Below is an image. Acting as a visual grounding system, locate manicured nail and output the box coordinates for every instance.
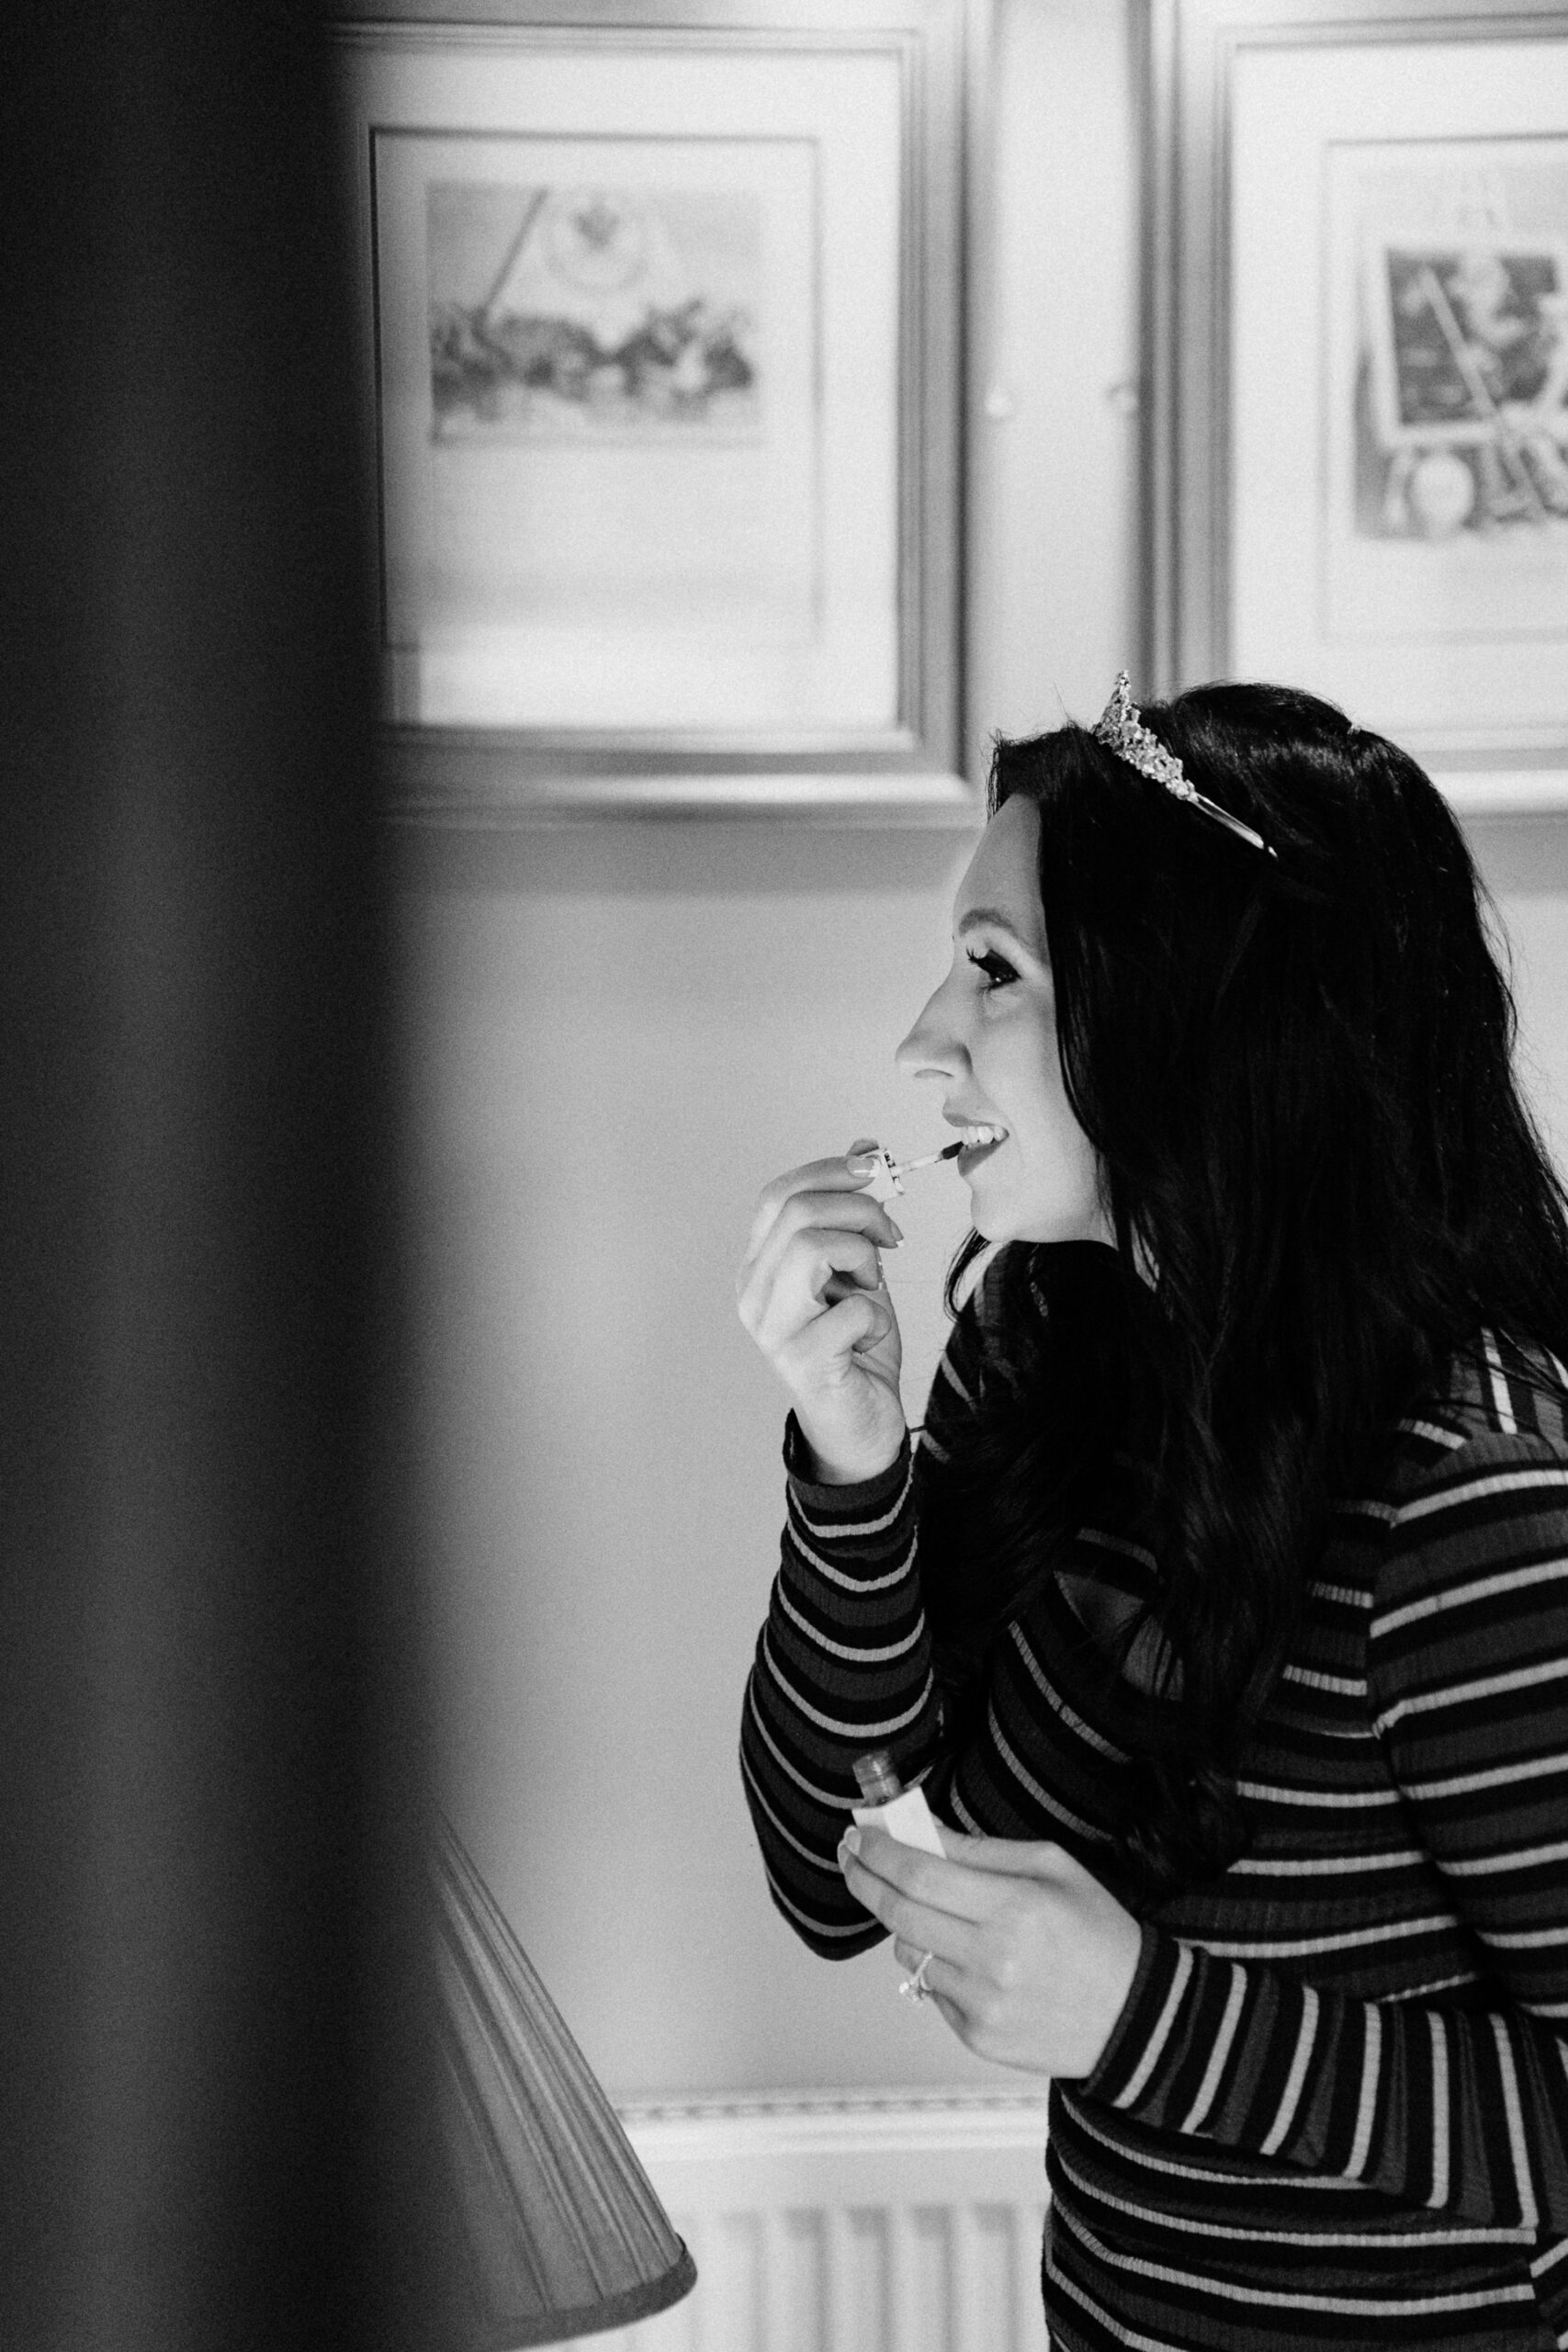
[847,1148,880,1174]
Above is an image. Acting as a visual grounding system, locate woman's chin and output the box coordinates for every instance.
[968,1201,1120,1250]
[965,1182,1033,1247]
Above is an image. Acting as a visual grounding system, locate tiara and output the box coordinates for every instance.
[1091,673,1274,857]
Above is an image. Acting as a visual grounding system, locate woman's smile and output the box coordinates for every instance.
[954,1128,1009,1178]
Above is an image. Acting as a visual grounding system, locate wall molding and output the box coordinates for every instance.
[618,2086,1054,2162]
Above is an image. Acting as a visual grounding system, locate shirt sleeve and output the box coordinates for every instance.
[738,1270,999,1957]
[1082,1427,1568,2232]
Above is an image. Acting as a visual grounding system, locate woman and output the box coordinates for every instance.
[735,676,1568,2350]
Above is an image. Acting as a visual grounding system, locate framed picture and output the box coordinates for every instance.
[331,0,982,820]
[1147,0,1568,811]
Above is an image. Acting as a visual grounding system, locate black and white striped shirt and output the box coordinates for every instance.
[740,1260,1568,2349]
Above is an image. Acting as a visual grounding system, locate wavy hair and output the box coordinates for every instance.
[918,681,1568,1900]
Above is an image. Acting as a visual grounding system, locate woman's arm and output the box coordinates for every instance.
[740,1421,932,1955]
[739,1265,999,1956]
[1081,1426,1568,2230]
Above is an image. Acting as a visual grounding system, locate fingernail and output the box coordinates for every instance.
[847,1149,880,1175]
[840,1826,862,1857]
[886,1221,905,1245]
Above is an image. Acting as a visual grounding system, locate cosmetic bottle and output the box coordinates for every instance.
[852,1749,945,1856]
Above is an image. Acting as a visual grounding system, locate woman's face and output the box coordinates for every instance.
[895,793,1111,1248]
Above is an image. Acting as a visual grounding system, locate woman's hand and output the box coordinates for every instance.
[736,1140,907,1485]
[838,1822,1143,2080]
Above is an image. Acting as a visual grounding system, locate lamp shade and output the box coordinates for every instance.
[434,1816,697,2347]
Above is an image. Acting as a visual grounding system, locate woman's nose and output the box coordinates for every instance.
[894,978,962,1081]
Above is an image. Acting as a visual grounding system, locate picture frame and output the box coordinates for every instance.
[1146,0,1568,812]
[331,0,984,822]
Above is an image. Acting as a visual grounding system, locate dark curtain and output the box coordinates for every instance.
[0,4,446,2346]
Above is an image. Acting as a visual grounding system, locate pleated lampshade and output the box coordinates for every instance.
[433,1815,697,2346]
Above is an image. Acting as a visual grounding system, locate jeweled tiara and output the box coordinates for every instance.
[1092,673,1274,857]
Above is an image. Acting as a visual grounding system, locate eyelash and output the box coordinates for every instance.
[967,947,1018,992]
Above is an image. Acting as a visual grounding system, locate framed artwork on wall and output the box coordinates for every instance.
[1147,0,1568,811]
[331,0,983,820]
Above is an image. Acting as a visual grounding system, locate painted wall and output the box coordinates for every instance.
[396,0,1568,2104]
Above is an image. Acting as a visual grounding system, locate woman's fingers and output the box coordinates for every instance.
[842,1852,978,1971]
[741,1182,903,1306]
[739,1204,892,1345]
[737,1147,909,1483]
[839,1825,1040,1924]
[849,1825,1142,2076]
[894,1936,959,1997]
[776,1291,896,1387]
[743,1151,882,1262]
[737,1147,904,1362]
[741,1145,903,1288]
[745,1226,887,1353]
[919,1832,1082,1883]
[894,1939,963,2018]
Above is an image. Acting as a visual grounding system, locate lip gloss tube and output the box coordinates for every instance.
[862,1142,964,1204]
[852,1748,945,1855]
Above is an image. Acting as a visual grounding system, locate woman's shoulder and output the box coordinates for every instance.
[1394,1328,1568,1468]
[1361,1329,1568,1661]
[1365,1327,1568,1549]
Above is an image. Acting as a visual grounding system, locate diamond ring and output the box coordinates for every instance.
[898,1951,934,2004]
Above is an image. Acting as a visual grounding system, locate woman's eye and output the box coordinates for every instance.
[966,947,1018,992]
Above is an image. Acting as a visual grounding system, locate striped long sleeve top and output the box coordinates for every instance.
[739,1254,1568,2351]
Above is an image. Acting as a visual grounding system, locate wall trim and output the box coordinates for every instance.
[617,2087,1054,2162]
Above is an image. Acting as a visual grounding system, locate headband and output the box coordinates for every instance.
[1092,673,1274,857]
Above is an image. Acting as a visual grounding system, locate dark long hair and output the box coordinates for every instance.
[919,681,1568,1899]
